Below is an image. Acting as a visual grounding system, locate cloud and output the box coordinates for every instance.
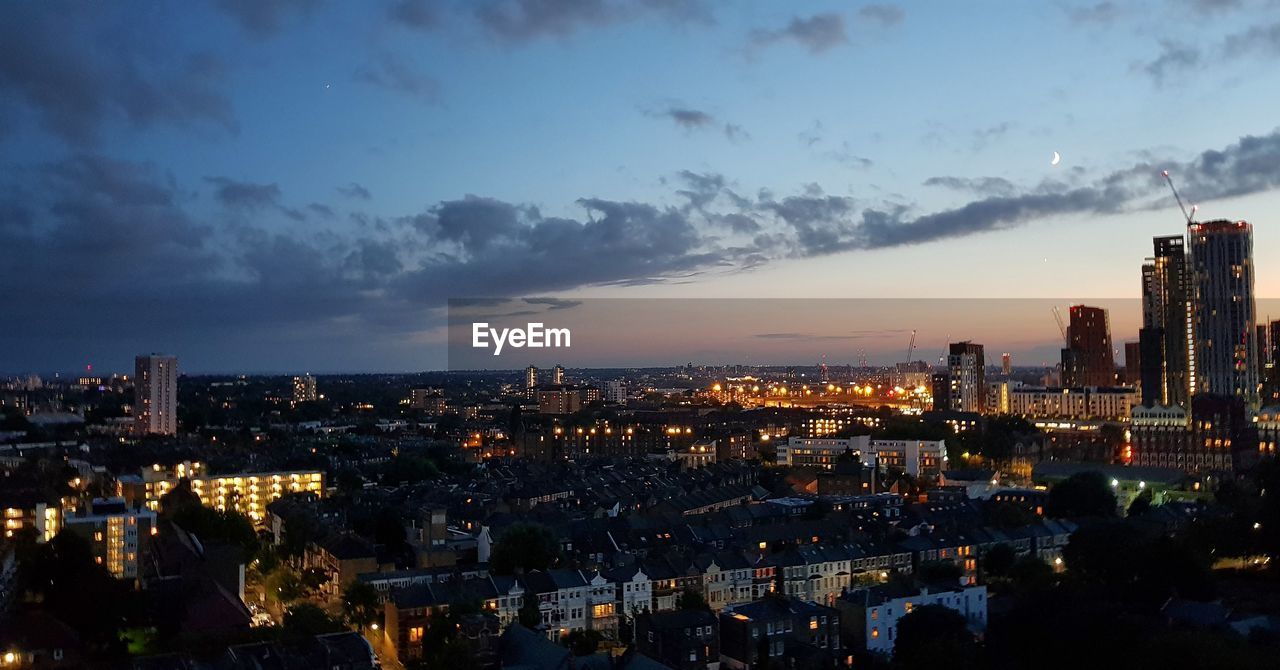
[924,176,1018,197]
[1063,1,1121,23]
[646,106,747,141]
[9,129,1280,371]
[356,55,440,103]
[0,4,236,145]
[205,177,284,209]
[523,297,583,310]
[659,107,715,129]
[388,0,440,30]
[473,0,711,42]
[213,0,321,38]
[750,13,848,54]
[338,182,373,200]
[857,4,904,26]
[1140,39,1201,84]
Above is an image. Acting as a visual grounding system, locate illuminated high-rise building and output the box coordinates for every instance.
[1190,220,1258,404]
[947,342,985,413]
[1001,353,1012,376]
[292,374,317,404]
[525,365,539,398]
[1061,305,1115,387]
[134,354,178,436]
[1140,235,1194,407]
[552,364,565,385]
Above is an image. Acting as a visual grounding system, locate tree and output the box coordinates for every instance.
[518,597,542,628]
[373,507,407,550]
[675,587,711,611]
[564,629,604,656]
[893,604,979,670]
[1047,471,1117,518]
[1007,555,1055,594]
[283,603,345,640]
[982,543,1016,579]
[1127,488,1153,517]
[342,580,382,628]
[490,523,562,575]
[916,560,963,584]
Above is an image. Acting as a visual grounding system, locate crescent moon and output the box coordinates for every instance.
[1051,151,1061,166]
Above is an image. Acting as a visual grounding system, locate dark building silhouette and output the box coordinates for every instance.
[1061,305,1115,387]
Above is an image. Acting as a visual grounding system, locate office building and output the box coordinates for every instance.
[1190,220,1258,403]
[947,342,985,413]
[1061,305,1115,387]
[134,354,178,436]
[292,374,317,404]
[551,364,565,385]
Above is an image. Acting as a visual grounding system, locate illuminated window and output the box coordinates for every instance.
[409,627,424,642]
[871,627,879,638]
[809,617,818,630]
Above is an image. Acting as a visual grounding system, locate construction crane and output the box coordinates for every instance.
[1161,169,1198,227]
[902,330,917,366]
[1052,306,1069,347]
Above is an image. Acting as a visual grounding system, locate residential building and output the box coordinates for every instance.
[636,609,719,670]
[778,436,870,470]
[292,374,317,404]
[118,462,324,524]
[1061,305,1115,387]
[947,342,985,413]
[838,583,987,657]
[134,353,178,435]
[1190,220,1258,404]
[719,598,842,670]
[62,497,155,583]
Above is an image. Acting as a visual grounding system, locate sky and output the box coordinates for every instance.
[5,0,1280,374]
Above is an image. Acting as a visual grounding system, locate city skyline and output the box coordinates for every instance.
[7,2,1280,373]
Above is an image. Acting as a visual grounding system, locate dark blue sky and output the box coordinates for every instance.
[4,0,1280,374]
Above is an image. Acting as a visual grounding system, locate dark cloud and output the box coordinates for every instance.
[857,4,904,26]
[213,0,322,38]
[0,4,235,145]
[10,129,1280,371]
[388,0,441,30]
[654,107,715,129]
[356,55,440,103]
[338,182,373,200]
[205,177,283,210]
[750,13,848,54]
[924,176,1018,197]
